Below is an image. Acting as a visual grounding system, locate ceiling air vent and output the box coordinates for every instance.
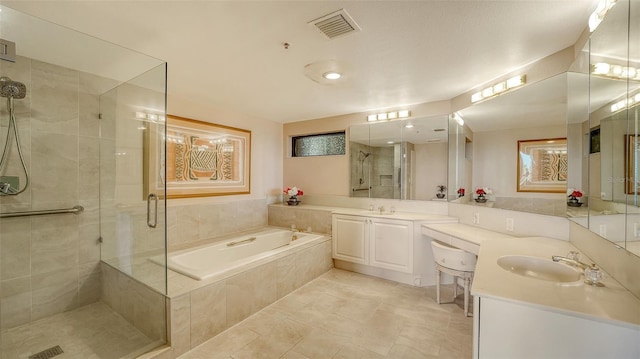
[309,9,361,39]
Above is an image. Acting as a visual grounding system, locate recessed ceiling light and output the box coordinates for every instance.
[323,72,342,80]
[404,124,414,128]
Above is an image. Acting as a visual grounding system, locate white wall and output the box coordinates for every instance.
[472,125,567,199]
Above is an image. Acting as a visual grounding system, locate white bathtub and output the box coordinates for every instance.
[161,228,325,281]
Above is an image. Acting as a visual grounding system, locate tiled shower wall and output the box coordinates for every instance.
[0,57,114,329]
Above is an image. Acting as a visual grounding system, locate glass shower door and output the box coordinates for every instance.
[98,63,168,351]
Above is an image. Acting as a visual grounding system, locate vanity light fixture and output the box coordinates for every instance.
[592,62,640,81]
[471,75,526,103]
[322,71,342,80]
[135,111,165,122]
[366,110,411,122]
[589,0,617,32]
[610,93,640,113]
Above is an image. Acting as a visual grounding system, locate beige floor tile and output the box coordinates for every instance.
[178,268,473,359]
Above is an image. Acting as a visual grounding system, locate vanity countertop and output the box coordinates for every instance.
[331,208,459,222]
[473,236,640,329]
[270,203,458,223]
[421,223,516,246]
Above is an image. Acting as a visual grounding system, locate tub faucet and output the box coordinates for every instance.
[291,225,300,241]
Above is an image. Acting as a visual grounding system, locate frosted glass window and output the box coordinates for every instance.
[292,131,346,157]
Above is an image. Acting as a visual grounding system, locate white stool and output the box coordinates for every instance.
[431,240,477,317]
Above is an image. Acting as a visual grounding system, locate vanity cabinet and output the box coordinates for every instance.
[475,296,640,358]
[332,215,369,265]
[332,214,413,273]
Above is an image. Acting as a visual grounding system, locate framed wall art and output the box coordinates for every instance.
[517,138,567,193]
[145,115,251,198]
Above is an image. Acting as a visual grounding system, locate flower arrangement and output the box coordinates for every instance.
[567,189,582,201]
[284,186,303,197]
[475,187,492,203]
[567,188,583,207]
[457,188,465,197]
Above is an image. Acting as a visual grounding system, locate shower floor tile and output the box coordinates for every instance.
[1,301,160,359]
[179,268,473,358]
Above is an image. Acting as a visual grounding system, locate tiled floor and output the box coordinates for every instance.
[0,302,159,359]
[179,269,473,358]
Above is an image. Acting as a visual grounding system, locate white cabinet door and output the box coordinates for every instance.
[370,218,413,273]
[332,215,369,264]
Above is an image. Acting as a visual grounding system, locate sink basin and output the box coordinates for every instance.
[497,255,582,283]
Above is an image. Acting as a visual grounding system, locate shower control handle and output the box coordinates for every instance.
[147,193,158,228]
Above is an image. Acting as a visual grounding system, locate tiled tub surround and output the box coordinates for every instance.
[163,227,332,358]
[168,198,269,250]
[0,56,114,331]
[268,203,332,234]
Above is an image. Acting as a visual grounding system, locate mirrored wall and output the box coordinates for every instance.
[349,115,449,201]
[450,73,570,217]
[587,0,640,256]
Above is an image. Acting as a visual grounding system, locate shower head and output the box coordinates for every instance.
[358,151,371,161]
[0,77,26,99]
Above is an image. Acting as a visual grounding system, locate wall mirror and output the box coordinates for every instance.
[451,73,570,217]
[587,0,640,257]
[349,115,448,200]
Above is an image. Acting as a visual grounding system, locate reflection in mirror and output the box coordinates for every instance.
[587,0,640,256]
[452,73,569,217]
[448,114,471,201]
[349,115,448,200]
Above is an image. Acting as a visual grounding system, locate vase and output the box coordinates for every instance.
[475,195,487,203]
[287,196,300,206]
[567,198,582,207]
[436,193,445,199]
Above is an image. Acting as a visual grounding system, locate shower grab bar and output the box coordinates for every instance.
[0,205,84,219]
[227,237,256,247]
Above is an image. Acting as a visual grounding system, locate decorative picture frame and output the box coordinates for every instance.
[624,134,639,194]
[517,138,567,193]
[144,115,251,199]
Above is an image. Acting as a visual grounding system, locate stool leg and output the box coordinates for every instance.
[464,277,470,317]
[436,268,441,304]
[453,276,458,299]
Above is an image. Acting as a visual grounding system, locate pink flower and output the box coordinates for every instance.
[284,187,303,196]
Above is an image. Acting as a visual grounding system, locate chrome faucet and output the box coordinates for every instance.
[552,252,605,287]
[378,206,385,214]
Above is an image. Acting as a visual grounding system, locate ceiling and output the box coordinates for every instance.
[2,1,598,124]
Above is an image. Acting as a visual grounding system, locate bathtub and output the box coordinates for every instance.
[160,228,325,281]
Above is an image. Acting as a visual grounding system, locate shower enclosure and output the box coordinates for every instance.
[0,5,167,358]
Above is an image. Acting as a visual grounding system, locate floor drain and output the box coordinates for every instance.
[28,345,64,359]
